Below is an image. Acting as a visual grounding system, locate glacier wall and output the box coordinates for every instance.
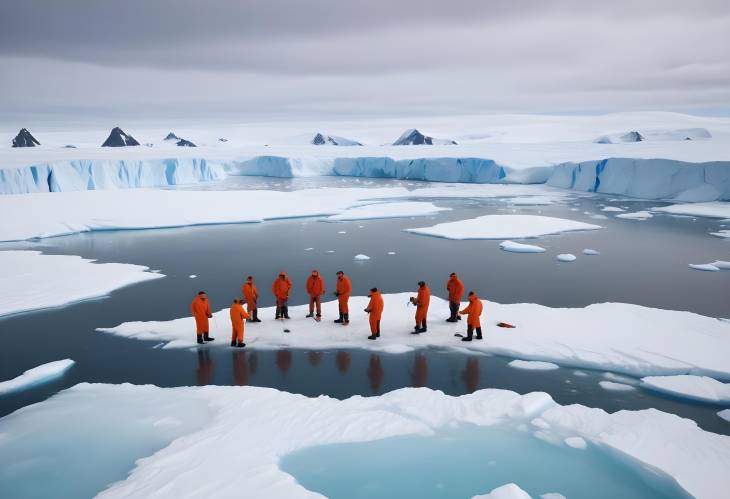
[0,158,223,195]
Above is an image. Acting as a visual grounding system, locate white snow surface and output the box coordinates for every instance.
[473,483,533,499]
[500,241,546,253]
[508,360,560,371]
[0,184,565,242]
[405,215,601,240]
[6,382,729,499]
[98,293,730,378]
[641,375,730,403]
[326,201,449,221]
[0,359,75,396]
[0,250,164,316]
[653,202,730,219]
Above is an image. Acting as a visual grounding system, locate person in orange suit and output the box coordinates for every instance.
[272,272,292,320]
[190,291,214,344]
[459,291,484,341]
[229,298,250,348]
[333,270,352,325]
[410,281,430,334]
[305,270,326,321]
[446,272,465,322]
[365,287,384,340]
[242,276,261,323]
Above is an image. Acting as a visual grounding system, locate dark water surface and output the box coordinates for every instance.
[1,177,728,433]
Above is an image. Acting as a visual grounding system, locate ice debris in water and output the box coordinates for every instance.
[557,254,576,262]
[354,254,370,261]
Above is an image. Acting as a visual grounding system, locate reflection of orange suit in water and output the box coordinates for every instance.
[462,358,480,393]
[276,350,293,375]
[196,349,214,385]
[412,353,428,387]
[308,351,323,367]
[232,350,249,386]
[336,351,351,374]
[367,355,384,392]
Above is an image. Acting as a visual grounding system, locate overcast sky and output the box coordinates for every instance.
[1,0,729,123]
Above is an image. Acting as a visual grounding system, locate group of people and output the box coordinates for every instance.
[189,271,483,348]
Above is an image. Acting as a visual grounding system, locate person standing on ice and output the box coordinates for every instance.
[190,291,214,344]
[333,270,352,325]
[242,276,261,323]
[446,272,464,322]
[305,270,326,321]
[229,298,250,348]
[364,287,384,340]
[459,292,483,342]
[410,281,430,334]
[272,272,292,320]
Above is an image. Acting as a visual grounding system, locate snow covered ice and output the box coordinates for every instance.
[326,201,449,221]
[0,359,75,396]
[641,375,730,403]
[556,254,576,262]
[508,360,560,371]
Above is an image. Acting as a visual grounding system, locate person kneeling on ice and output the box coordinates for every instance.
[229,298,250,348]
[333,270,352,325]
[305,270,325,321]
[272,271,292,320]
[446,272,464,322]
[410,281,430,334]
[190,291,214,344]
[459,291,483,342]
[365,287,384,340]
[242,276,261,323]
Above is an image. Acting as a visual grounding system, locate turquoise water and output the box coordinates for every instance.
[281,425,689,499]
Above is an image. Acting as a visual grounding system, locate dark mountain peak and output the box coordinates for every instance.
[312,133,326,145]
[164,132,180,141]
[102,127,140,147]
[176,138,197,147]
[12,128,40,148]
[621,131,645,142]
[393,129,431,145]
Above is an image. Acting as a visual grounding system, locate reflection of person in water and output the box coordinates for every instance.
[367,355,384,393]
[248,351,258,375]
[336,351,351,375]
[276,350,293,375]
[196,349,214,386]
[411,353,428,388]
[308,351,323,367]
[462,357,480,393]
[232,350,249,386]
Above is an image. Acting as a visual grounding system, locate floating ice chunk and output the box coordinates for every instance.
[0,359,75,395]
[603,372,640,385]
[599,381,636,392]
[326,250,335,253]
[0,250,164,317]
[601,206,624,212]
[556,254,576,262]
[653,202,730,219]
[583,249,600,255]
[564,436,587,449]
[354,254,370,261]
[326,201,449,221]
[719,409,730,422]
[710,230,730,238]
[711,260,730,270]
[500,241,546,253]
[689,264,720,272]
[540,494,567,499]
[573,370,588,377]
[387,251,396,255]
[616,211,653,220]
[405,215,601,240]
[641,375,730,403]
[188,275,197,278]
[509,360,559,371]
[304,247,314,251]
[473,483,533,499]
[337,231,347,234]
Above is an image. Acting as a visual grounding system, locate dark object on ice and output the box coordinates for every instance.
[12,128,40,147]
[176,138,197,147]
[218,138,228,142]
[197,336,204,344]
[311,132,363,146]
[203,332,215,342]
[164,132,180,141]
[497,322,516,328]
[102,127,140,147]
[620,131,644,142]
[684,137,692,141]
[312,133,327,145]
[393,129,457,146]
[64,145,77,148]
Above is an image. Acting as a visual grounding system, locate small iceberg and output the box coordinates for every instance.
[354,254,370,261]
[583,249,600,255]
[0,359,75,395]
[500,241,546,253]
[557,254,576,262]
[599,381,636,392]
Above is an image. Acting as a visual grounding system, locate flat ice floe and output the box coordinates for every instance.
[404,215,601,240]
[719,409,730,422]
[98,293,730,378]
[601,206,624,212]
[325,201,449,221]
[0,184,566,242]
[0,359,75,395]
[599,381,636,392]
[508,360,560,371]
[0,250,164,317]
[582,249,600,255]
[688,261,729,272]
[473,483,532,498]
[615,211,653,220]
[500,241,546,253]
[641,375,730,403]
[2,383,727,499]
[653,202,730,219]
[556,254,576,262]
[710,229,730,238]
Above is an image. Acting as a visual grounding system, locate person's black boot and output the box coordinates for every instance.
[446,318,457,322]
[368,335,377,340]
[411,327,421,335]
[421,320,427,333]
[236,341,246,348]
[283,306,290,319]
[204,332,215,342]
[475,327,483,340]
[461,335,473,342]
[343,313,349,325]
[305,312,314,318]
[197,335,204,344]
[231,340,237,347]
[334,314,343,324]
[275,306,281,320]
[253,309,261,322]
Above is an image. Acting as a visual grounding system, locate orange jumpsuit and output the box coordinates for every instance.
[460,295,484,328]
[242,282,258,313]
[272,274,292,306]
[229,302,250,342]
[190,296,211,334]
[306,274,326,316]
[366,291,384,334]
[336,275,352,314]
[414,285,430,327]
[447,276,465,320]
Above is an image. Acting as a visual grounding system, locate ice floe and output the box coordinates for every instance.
[653,202,730,219]
[0,250,164,317]
[599,381,636,392]
[582,249,600,255]
[719,409,730,422]
[615,211,653,220]
[689,263,720,272]
[641,375,730,403]
[508,360,560,371]
[0,359,75,396]
[353,254,370,261]
[98,293,730,378]
[556,254,576,262]
[405,215,601,240]
[2,383,728,499]
[500,241,546,253]
[474,483,533,499]
[326,201,449,221]
[710,230,730,238]
[601,206,624,212]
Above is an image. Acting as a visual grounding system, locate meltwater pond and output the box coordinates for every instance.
[281,425,689,499]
